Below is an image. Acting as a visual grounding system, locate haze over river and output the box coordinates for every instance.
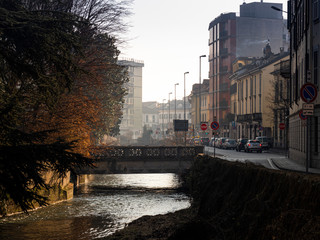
[0,173,191,240]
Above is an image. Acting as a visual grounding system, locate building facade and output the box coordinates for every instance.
[208,1,289,136]
[142,101,160,140]
[118,58,144,144]
[287,0,320,168]
[230,46,289,141]
[189,80,210,136]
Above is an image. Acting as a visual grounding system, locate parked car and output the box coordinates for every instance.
[255,136,273,150]
[222,139,237,149]
[193,138,200,145]
[236,138,248,152]
[216,138,226,148]
[245,140,262,153]
[209,137,215,147]
[200,137,210,146]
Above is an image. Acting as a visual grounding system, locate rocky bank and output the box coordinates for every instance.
[105,155,320,240]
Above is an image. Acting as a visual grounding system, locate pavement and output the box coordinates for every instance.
[269,149,320,174]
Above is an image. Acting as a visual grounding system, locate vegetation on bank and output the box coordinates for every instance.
[0,0,132,215]
[107,155,320,240]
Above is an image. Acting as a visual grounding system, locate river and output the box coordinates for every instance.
[0,173,191,240]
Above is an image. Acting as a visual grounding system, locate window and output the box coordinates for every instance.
[259,96,261,112]
[259,74,262,94]
[314,0,319,21]
[152,115,155,122]
[315,117,319,153]
[314,50,319,85]
[146,115,149,123]
[246,79,248,98]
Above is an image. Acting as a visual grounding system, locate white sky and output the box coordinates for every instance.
[120,0,288,103]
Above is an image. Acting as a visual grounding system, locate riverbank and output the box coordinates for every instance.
[106,155,320,240]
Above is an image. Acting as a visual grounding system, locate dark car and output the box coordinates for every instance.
[245,140,262,153]
[236,138,248,152]
[255,136,273,150]
[222,139,237,150]
[200,137,210,146]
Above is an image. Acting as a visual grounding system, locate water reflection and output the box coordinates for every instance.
[0,173,190,240]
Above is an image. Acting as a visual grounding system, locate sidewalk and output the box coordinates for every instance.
[271,156,320,174]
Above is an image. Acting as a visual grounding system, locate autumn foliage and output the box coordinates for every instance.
[0,0,131,214]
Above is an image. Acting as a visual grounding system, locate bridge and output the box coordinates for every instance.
[78,146,204,174]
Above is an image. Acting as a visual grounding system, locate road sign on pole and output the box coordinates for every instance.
[210,121,219,130]
[200,123,207,131]
[279,123,285,130]
[300,83,318,103]
[299,110,307,120]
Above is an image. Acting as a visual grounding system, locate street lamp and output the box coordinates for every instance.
[174,83,179,119]
[199,55,206,129]
[162,99,166,139]
[168,92,172,126]
[271,6,287,13]
[184,72,189,120]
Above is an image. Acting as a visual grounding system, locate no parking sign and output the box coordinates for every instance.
[210,121,219,130]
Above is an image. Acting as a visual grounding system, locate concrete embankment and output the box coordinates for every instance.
[107,155,320,240]
[2,172,89,216]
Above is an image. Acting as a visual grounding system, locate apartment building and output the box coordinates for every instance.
[287,0,320,168]
[208,1,289,136]
[118,58,144,144]
[230,45,289,141]
[189,80,210,136]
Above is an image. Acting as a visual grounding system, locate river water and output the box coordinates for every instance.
[0,173,191,240]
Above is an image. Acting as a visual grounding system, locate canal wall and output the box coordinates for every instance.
[106,155,320,240]
[2,171,75,216]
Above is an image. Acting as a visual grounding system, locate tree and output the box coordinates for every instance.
[0,0,132,214]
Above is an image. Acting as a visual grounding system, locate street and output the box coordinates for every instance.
[204,146,287,170]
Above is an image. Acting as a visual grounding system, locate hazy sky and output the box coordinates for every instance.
[120,0,288,103]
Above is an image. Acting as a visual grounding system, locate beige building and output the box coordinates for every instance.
[118,58,144,144]
[230,45,289,141]
[189,80,210,136]
[287,0,320,168]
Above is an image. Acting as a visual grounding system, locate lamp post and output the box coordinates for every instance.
[162,99,166,139]
[174,83,179,119]
[184,72,189,120]
[168,92,172,128]
[199,55,206,130]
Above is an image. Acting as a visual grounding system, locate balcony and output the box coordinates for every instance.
[280,60,290,78]
[236,113,262,123]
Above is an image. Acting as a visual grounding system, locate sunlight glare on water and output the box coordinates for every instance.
[0,173,190,240]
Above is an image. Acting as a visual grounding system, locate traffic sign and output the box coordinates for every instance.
[299,110,307,120]
[200,123,207,131]
[279,123,285,130]
[303,109,314,115]
[300,83,318,103]
[210,121,219,130]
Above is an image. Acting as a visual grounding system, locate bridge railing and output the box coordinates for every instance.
[93,146,204,161]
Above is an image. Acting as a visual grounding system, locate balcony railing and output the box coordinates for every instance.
[236,113,262,122]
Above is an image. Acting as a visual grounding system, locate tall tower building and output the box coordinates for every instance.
[208,1,289,135]
[118,58,144,144]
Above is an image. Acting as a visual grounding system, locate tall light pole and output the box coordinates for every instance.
[199,55,206,129]
[168,92,172,126]
[174,83,179,119]
[162,99,166,139]
[184,72,189,120]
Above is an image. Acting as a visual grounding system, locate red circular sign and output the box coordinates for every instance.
[200,123,207,131]
[279,123,285,130]
[210,121,219,130]
[299,110,307,120]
